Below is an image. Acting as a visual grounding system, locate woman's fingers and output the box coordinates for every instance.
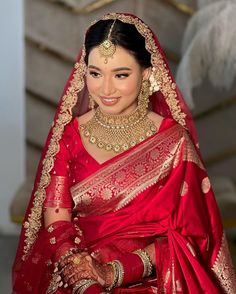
[62,259,92,278]
[67,271,98,286]
[62,264,99,283]
[60,252,106,287]
[60,251,88,268]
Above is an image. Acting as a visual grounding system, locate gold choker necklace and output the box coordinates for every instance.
[80,107,157,153]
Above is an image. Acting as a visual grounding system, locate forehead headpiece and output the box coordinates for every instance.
[98,19,116,63]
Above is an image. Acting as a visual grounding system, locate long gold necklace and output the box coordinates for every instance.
[80,107,157,153]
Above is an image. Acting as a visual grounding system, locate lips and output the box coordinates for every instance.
[99,96,120,106]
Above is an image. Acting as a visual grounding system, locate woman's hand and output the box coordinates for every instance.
[59,252,114,288]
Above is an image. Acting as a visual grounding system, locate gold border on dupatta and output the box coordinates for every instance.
[22,49,86,259]
[22,13,188,259]
[212,233,236,293]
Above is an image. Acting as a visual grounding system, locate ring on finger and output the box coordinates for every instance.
[73,256,81,265]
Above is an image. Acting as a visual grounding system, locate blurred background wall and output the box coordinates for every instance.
[0,0,24,235]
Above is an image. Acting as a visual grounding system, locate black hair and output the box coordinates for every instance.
[84,19,152,68]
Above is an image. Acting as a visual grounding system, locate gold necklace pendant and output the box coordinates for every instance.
[80,107,157,153]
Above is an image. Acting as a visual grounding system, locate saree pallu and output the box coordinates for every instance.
[70,121,236,293]
[13,119,236,293]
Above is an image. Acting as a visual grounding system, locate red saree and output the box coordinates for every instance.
[12,13,236,294]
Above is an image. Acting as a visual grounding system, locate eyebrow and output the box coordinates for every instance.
[88,65,132,72]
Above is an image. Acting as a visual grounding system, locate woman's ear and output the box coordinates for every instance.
[142,67,152,80]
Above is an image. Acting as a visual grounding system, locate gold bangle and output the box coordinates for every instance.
[72,279,96,294]
[106,261,119,291]
[114,260,124,287]
[133,249,153,277]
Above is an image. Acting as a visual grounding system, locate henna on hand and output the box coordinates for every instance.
[60,252,114,288]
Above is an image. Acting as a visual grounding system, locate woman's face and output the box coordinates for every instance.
[86,45,150,115]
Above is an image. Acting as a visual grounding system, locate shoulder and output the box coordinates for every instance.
[148,111,178,131]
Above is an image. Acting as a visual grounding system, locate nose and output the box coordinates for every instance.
[102,76,115,96]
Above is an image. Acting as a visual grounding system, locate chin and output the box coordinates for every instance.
[97,103,122,115]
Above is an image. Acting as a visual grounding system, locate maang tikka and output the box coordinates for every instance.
[99,19,116,63]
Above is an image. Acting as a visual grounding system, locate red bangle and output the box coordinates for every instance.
[83,283,103,294]
[118,252,144,285]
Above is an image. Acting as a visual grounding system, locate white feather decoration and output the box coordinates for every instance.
[197,0,233,10]
[176,1,236,108]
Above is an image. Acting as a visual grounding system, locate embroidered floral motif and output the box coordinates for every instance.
[49,237,56,245]
[201,177,211,194]
[212,233,236,293]
[150,149,159,160]
[134,162,146,176]
[101,186,113,200]
[47,225,54,233]
[74,237,81,245]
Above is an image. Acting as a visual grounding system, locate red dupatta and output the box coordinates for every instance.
[12,13,236,293]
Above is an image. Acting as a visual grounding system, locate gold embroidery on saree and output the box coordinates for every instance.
[44,175,71,208]
[212,233,236,293]
[173,131,204,169]
[71,125,182,215]
[46,272,60,294]
[71,125,205,216]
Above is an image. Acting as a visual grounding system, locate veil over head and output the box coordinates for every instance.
[14,11,198,271]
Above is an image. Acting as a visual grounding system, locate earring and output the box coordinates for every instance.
[138,80,150,111]
[88,95,95,109]
[149,67,160,95]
